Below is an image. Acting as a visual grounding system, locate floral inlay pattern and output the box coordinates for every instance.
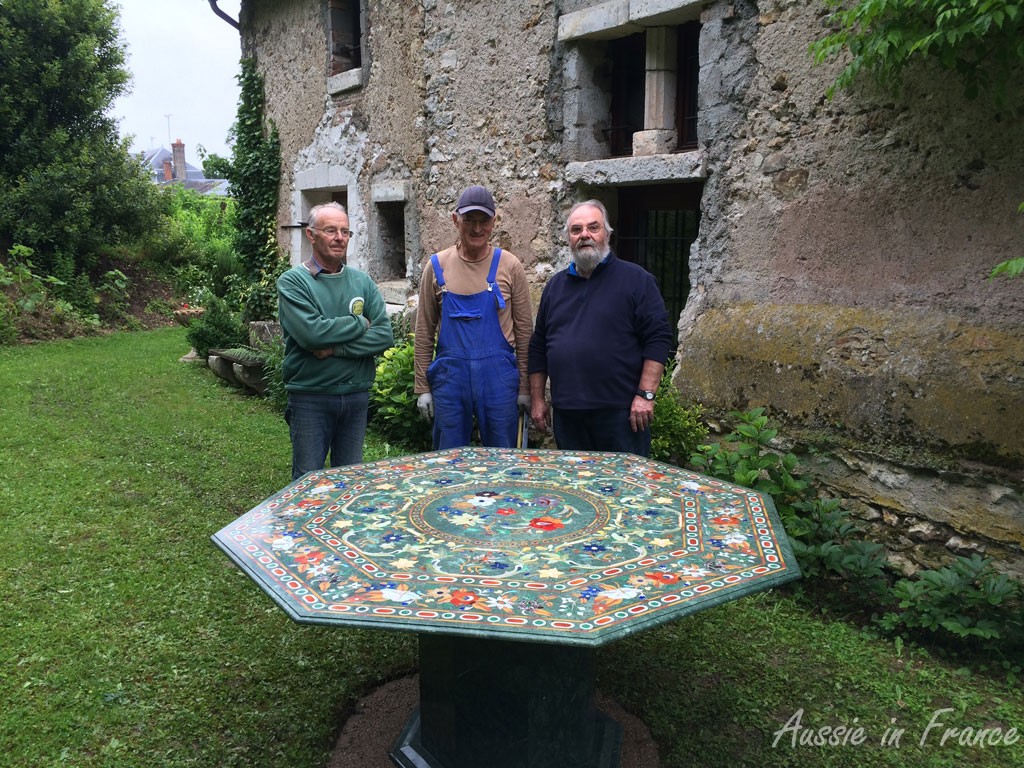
[213,447,800,646]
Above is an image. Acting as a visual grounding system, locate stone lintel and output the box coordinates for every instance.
[372,179,412,203]
[558,0,638,41]
[565,150,705,186]
[559,0,703,41]
[630,0,703,26]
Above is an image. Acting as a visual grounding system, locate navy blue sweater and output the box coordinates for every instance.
[528,254,672,409]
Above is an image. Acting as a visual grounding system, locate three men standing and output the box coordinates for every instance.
[528,200,672,457]
[278,193,670,471]
[414,186,534,449]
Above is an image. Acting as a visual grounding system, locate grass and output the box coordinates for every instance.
[2,327,1022,767]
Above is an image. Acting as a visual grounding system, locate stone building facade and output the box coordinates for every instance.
[232,0,1024,576]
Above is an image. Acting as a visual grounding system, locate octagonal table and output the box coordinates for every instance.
[212,447,800,768]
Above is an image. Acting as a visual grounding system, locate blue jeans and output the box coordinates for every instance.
[285,391,369,480]
[552,407,651,457]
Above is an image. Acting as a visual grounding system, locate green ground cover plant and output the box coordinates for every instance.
[692,409,1024,668]
[2,328,1022,768]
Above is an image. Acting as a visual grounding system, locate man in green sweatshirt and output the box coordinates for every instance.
[277,202,394,479]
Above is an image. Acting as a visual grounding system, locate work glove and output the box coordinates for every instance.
[517,394,531,412]
[417,392,434,420]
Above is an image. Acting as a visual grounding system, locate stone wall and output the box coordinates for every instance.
[239,0,1023,575]
[679,0,1023,574]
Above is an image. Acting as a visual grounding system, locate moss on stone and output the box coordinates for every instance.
[676,303,1023,472]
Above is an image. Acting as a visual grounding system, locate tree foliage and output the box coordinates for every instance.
[811,0,1024,103]
[196,144,234,181]
[0,0,160,294]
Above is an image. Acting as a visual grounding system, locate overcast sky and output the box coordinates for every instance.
[110,0,242,164]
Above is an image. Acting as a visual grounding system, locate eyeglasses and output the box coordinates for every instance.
[568,223,604,236]
[311,227,353,238]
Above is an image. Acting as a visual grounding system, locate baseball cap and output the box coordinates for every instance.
[455,185,496,217]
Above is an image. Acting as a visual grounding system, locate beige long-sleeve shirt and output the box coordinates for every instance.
[414,244,533,396]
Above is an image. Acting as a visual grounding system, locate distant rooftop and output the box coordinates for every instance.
[138,139,228,196]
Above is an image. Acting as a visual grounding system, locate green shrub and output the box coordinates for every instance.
[690,409,885,595]
[690,408,1024,661]
[1,245,56,313]
[53,271,98,317]
[370,333,432,452]
[0,246,101,341]
[690,407,811,522]
[787,497,888,594]
[185,293,248,358]
[650,361,707,465]
[876,554,1024,650]
[150,187,243,301]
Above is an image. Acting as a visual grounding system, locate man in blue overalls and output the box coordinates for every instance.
[414,186,534,449]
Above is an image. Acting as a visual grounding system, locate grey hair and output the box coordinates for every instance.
[307,201,348,229]
[564,199,613,238]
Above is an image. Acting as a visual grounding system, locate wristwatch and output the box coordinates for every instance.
[636,389,656,401]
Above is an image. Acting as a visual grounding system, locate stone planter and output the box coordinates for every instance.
[174,307,205,362]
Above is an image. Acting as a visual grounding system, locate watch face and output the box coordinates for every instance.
[640,391,654,400]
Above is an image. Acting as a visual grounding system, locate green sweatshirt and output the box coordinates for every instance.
[277,264,394,394]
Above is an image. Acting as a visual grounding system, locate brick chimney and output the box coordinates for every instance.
[162,158,173,182]
[172,139,186,181]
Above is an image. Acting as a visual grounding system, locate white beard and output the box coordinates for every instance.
[572,241,609,275]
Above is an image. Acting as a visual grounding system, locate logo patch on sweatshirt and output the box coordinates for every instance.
[349,297,365,316]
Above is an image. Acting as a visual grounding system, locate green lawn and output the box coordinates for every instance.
[2,328,1021,767]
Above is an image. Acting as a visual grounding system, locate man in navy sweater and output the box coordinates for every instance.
[528,200,672,456]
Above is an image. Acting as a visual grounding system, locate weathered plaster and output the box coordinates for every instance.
[239,0,1024,572]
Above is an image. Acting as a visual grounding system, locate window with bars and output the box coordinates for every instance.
[616,183,703,346]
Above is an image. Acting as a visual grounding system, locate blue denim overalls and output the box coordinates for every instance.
[426,249,520,449]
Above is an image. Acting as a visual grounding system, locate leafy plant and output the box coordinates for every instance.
[185,292,248,358]
[690,409,886,597]
[0,245,100,341]
[650,361,708,465]
[95,268,130,321]
[690,407,811,522]
[991,257,1024,279]
[989,201,1024,280]
[370,333,432,452]
[876,554,1024,649]
[811,0,1024,105]
[788,497,888,593]
[0,245,59,314]
[255,334,288,413]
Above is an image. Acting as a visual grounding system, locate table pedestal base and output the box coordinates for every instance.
[390,635,621,768]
